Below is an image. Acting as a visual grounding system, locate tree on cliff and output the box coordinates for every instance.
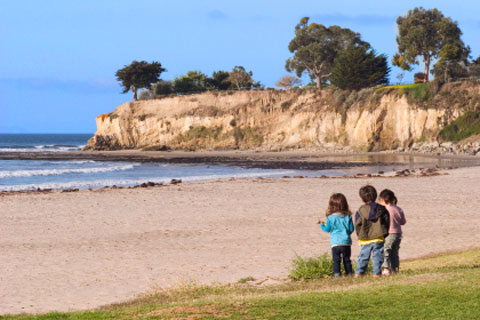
[276,75,302,89]
[330,46,390,90]
[207,70,232,90]
[393,7,468,83]
[173,70,208,93]
[285,17,369,88]
[116,61,165,101]
[228,66,260,89]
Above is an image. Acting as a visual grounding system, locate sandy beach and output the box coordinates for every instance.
[1,165,479,315]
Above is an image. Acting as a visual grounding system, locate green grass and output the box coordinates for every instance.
[3,249,480,319]
[379,83,437,104]
[237,277,255,284]
[185,126,223,141]
[439,107,480,141]
[289,254,373,280]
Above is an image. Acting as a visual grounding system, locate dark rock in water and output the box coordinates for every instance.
[170,179,182,185]
[378,171,384,175]
[84,134,122,151]
[140,181,158,188]
[62,188,79,193]
[282,176,291,178]
[293,176,304,179]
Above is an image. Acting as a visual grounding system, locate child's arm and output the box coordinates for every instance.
[398,207,407,225]
[320,217,331,232]
[354,211,362,235]
[347,216,355,234]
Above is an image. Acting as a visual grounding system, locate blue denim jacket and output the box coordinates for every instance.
[321,213,354,246]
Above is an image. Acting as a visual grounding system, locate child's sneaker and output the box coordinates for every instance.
[382,268,391,277]
[372,274,380,278]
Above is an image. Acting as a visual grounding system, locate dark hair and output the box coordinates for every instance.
[379,189,398,205]
[359,185,377,203]
[327,193,352,216]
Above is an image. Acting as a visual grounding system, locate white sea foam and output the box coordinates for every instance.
[0,163,140,179]
[0,145,84,152]
[0,170,297,192]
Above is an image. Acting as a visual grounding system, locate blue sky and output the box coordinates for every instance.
[1,0,479,133]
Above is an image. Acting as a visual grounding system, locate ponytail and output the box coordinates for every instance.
[379,189,397,205]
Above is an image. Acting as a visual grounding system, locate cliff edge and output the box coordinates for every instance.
[85,82,480,152]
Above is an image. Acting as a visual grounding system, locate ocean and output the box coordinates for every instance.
[0,134,342,191]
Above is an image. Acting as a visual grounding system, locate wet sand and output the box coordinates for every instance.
[1,165,479,314]
[1,150,479,170]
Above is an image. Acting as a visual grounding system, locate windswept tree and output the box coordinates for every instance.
[116,61,165,101]
[330,46,390,90]
[393,7,468,83]
[276,75,302,89]
[285,17,369,88]
[228,66,255,89]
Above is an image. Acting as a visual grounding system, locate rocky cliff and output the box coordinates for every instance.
[85,82,480,152]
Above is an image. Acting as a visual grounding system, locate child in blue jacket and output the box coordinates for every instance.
[319,193,355,277]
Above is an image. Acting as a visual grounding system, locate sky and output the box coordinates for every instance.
[1,0,480,133]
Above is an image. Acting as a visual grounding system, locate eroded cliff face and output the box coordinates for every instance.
[85,83,479,151]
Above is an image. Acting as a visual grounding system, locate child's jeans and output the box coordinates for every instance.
[355,241,384,275]
[332,245,353,276]
[382,233,402,272]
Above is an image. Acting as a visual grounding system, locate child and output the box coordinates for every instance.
[319,193,354,277]
[354,185,390,277]
[379,189,406,275]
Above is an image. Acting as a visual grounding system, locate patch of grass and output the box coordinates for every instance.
[379,83,439,105]
[405,83,433,103]
[185,126,223,141]
[237,276,255,284]
[233,127,264,148]
[439,107,480,142]
[289,254,373,280]
[4,249,480,319]
[289,254,332,280]
[108,113,118,121]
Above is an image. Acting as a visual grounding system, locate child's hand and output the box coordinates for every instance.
[317,219,325,225]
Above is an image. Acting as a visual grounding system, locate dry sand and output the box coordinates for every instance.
[1,166,479,314]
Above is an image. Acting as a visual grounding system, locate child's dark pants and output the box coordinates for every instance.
[332,245,353,276]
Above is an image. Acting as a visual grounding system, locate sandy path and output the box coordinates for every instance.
[1,167,479,314]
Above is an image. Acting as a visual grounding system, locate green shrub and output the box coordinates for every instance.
[237,276,255,284]
[108,113,119,120]
[289,254,373,280]
[439,107,480,141]
[185,126,222,140]
[233,127,263,147]
[406,83,433,102]
[289,254,333,280]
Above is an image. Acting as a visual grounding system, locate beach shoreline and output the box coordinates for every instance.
[1,165,480,314]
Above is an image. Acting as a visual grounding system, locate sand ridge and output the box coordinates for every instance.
[1,167,479,314]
